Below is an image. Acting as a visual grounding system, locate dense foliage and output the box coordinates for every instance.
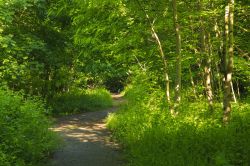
[51,88,112,115]
[0,1,113,164]
[0,89,59,166]
[0,0,249,165]
[107,75,250,165]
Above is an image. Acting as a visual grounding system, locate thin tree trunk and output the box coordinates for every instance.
[189,16,198,99]
[231,81,237,103]
[189,66,197,98]
[172,0,182,111]
[223,0,234,124]
[223,5,229,76]
[214,19,224,99]
[198,0,213,109]
[216,62,223,99]
[236,79,240,98]
[147,16,171,105]
[133,54,146,72]
[150,27,171,104]
[205,32,213,109]
[136,0,171,104]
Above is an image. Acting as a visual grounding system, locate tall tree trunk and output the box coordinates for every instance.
[189,16,198,99]
[198,0,213,109]
[172,0,181,111]
[205,32,213,109]
[223,0,236,105]
[214,19,224,99]
[136,0,171,105]
[223,5,229,76]
[150,26,171,104]
[223,0,234,124]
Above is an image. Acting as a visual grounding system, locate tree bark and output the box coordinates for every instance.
[205,32,213,109]
[172,0,182,111]
[150,25,171,104]
[236,79,240,98]
[223,0,234,124]
[136,0,171,105]
[223,6,229,75]
[198,0,213,110]
[189,66,197,99]
[214,19,224,100]
[231,81,237,103]
[189,16,198,99]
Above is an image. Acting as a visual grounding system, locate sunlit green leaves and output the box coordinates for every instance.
[0,89,59,165]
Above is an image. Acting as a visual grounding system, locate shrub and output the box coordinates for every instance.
[107,77,250,166]
[51,88,113,115]
[0,89,59,166]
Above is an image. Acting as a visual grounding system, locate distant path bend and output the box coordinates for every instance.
[49,94,124,166]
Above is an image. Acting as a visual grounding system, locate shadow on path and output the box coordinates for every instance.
[48,94,125,166]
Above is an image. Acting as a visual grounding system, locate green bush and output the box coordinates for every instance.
[107,76,250,166]
[0,89,59,166]
[51,88,113,115]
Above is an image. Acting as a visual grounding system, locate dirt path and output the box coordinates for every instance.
[48,94,124,166]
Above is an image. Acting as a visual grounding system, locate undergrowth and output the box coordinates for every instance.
[51,88,113,115]
[0,88,59,166]
[107,74,250,166]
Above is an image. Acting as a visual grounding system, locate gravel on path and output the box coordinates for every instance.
[48,94,124,166]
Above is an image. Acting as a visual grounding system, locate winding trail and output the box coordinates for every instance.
[49,94,124,166]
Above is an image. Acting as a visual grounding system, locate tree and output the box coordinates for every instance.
[135,0,171,104]
[198,0,213,110]
[223,0,235,124]
[171,0,181,112]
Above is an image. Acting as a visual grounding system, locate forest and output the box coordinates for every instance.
[0,0,249,166]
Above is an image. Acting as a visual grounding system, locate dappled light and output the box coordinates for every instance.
[0,0,249,165]
[48,97,124,166]
[52,116,118,146]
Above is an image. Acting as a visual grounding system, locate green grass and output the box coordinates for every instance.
[107,84,250,166]
[51,88,113,115]
[0,88,59,166]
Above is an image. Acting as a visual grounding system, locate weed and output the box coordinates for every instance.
[50,88,113,115]
[107,79,250,166]
[0,89,59,165]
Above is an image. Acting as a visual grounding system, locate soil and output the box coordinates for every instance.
[48,94,124,166]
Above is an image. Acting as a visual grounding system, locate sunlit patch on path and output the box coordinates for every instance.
[48,95,124,166]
